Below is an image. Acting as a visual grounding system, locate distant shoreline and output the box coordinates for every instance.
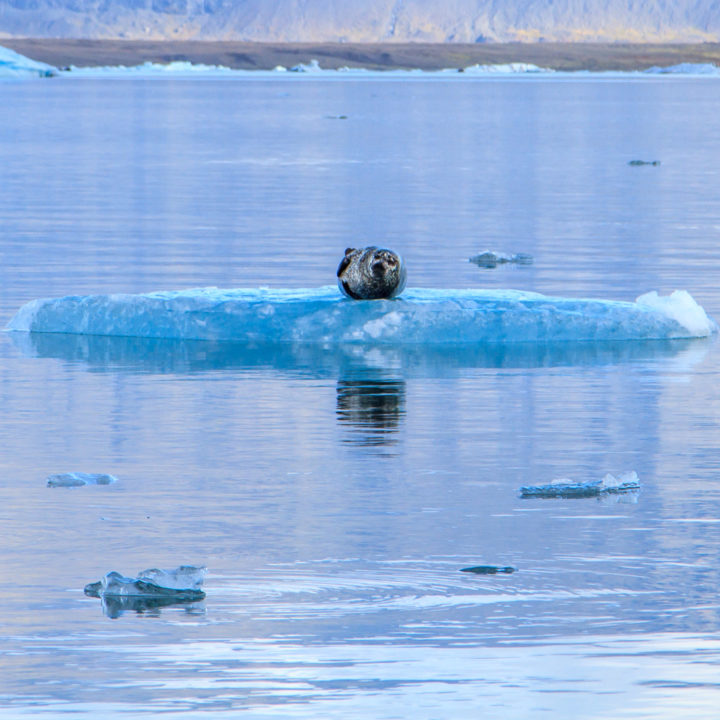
[4,38,720,71]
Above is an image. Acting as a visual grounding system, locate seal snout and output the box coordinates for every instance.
[372,259,388,276]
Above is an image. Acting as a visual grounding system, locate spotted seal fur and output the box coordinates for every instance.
[337,246,407,300]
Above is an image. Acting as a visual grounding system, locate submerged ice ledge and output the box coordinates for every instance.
[6,286,716,345]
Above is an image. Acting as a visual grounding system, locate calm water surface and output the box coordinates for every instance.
[2,73,720,718]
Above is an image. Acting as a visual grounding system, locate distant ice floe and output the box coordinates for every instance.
[47,472,117,487]
[289,59,324,73]
[63,59,241,77]
[469,251,533,268]
[644,63,720,75]
[6,286,716,344]
[462,62,550,74]
[3,43,720,79]
[520,471,641,498]
[0,45,57,78]
[84,566,206,617]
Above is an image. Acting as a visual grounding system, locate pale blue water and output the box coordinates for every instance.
[2,73,720,719]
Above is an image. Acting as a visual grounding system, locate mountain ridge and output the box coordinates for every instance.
[1,0,719,43]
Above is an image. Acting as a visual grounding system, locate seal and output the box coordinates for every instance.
[337,246,407,300]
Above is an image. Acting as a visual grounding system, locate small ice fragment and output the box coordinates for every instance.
[469,251,533,268]
[520,472,640,499]
[461,565,516,574]
[600,471,641,491]
[84,566,206,600]
[47,472,117,487]
[290,59,322,73]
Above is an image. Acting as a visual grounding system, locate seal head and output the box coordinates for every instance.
[337,246,407,300]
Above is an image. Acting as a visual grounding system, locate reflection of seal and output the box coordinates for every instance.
[336,378,406,447]
[337,246,407,300]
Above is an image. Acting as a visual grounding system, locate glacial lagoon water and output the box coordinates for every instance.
[3,70,720,718]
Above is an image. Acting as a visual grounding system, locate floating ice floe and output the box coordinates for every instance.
[84,566,206,600]
[461,565,516,574]
[644,63,720,75]
[462,62,551,74]
[0,44,57,78]
[47,472,117,487]
[84,566,206,618]
[520,471,641,498]
[290,59,324,73]
[6,286,715,344]
[469,251,534,268]
[63,60,241,77]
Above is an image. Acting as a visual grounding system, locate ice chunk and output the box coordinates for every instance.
[636,290,714,337]
[469,251,533,268]
[84,566,206,600]
[520,471,640,498]
[63,60,239,77]
[0,44,57,78]
[46,472,117,487]
[462,63,551,74]
[644,63,720,75]
[290,59,323,73]
[6,286,716,344]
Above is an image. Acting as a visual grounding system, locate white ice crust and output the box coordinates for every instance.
[6,286,716,344]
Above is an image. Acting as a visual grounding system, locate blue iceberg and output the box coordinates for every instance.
[0,44,57,78]
[6,286,715,345]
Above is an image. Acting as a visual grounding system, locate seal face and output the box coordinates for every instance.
[337,246,407,300]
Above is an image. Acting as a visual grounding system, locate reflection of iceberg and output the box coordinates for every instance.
[84,566,206,618]
[47,472,117,487]
[7,328,707,375]
[0,45,57,78]
[6,286,716,344]
[520,471,641,499]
